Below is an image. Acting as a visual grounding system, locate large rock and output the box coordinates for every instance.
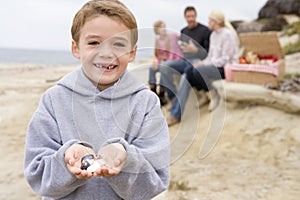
[259,0,300,19]
[236,21,264,34]
[235,17,287,33]
[234,0,299,33]
[213,80,300,113]
[261,15,288,31]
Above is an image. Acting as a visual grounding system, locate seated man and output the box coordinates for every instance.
[159,6,211,103]
[167,9,239,126]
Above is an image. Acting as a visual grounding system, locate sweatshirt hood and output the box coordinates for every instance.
[57,67,147,99]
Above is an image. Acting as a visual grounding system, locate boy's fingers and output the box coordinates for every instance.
[114,150,126,167]
[67,158,75,166]
[65,147,79,164]
[75,170,93,179]
[73,168,82,175]
[67,165,81,177]
[108,168,119,176]
[114,159,121,167]
[102,167,112,176]
[91,166,119,177]
[64,150,72,164]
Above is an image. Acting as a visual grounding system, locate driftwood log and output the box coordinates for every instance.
[213,80,300,113]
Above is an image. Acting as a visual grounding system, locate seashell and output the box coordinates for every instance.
[86,159,106,173]
[81,154,95,170]
[81,154,106,173]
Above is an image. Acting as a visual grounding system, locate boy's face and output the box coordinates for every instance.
[72,15,137,91]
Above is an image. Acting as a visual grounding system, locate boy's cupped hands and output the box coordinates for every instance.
[65,143,127,179]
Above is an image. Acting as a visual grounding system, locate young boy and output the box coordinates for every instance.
[24,1,170,199]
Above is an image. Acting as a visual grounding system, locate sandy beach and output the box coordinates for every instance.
[0,52,300,199]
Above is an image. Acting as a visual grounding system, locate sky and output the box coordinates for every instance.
[0,0,268,51]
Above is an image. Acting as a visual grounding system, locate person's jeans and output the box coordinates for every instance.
[188,66,225,91]
[148,66,158,85]
[170,73,192,120]
[170,66,225,120]
[159,59,199,100]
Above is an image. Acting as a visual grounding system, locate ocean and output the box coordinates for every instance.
[0,48,153,65]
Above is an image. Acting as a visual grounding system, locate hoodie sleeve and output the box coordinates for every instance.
[102,94,170,200]
[24,91,88,198]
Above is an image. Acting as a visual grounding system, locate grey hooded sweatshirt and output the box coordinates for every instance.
[24,68,170,200]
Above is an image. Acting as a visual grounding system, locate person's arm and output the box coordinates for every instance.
[24,91,89,198]
[202,29,212,52]
[166,33,181,60]
[199,33,213,67]
[210,32,236,67]
[151,56,159,70]
[102,93,170,200]
[166,50,173,61]
[156,54,162,64]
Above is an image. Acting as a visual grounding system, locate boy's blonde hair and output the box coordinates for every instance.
[71,0,138,48]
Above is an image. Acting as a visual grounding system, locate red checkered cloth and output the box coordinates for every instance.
[225,61,280,82]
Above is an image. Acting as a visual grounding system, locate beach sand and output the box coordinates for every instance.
[0,53,299,199]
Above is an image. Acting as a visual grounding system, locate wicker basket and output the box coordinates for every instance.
[225,32,285,87]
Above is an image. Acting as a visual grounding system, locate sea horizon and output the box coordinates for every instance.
[0,47,152,65]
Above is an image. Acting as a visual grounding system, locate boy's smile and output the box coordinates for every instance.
[94,63,117,70]
[93,61,118,72]
[72,15,137,91]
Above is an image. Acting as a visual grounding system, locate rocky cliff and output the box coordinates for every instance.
[259,0,300,19]
[235,0,299,33]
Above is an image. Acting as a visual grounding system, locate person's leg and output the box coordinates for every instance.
[217,67,225,79]
[191,66,224,91]
[167,61,201,126]
[192,66,224,111]
[159,59,188,100]
[149,66,168,106]
[206,67,225,111]
[185,67,209,107]
[157,86,167,106]
[148,66,157,93]
[167,73,192,126]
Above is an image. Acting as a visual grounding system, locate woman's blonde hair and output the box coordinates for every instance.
[71,0,138,48]
[209,9,240,46]
[209,10,225,27]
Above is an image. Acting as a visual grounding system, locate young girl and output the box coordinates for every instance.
[148,20,183,105]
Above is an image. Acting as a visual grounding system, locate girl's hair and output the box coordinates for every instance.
[153,20,164,35]
[71,0,138,47]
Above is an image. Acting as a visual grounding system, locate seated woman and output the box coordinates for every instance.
[167,10,239,126]
[148,20,183,105]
